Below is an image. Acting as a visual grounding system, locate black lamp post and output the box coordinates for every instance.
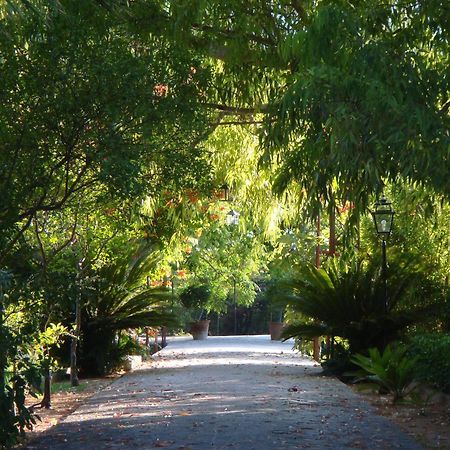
[225,208,239,333]
[371,195,395,313]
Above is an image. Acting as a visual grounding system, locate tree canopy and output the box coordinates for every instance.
[0,0,212,263]
[0,1,449,445]
[154,0,449,211]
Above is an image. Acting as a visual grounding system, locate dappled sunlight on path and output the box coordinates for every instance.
[23,336,423,450]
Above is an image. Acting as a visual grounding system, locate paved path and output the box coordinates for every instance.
[24,336,423,449]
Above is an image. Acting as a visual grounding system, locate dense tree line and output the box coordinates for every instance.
[0,0,448,446]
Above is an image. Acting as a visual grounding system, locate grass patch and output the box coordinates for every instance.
[51,380,90,394]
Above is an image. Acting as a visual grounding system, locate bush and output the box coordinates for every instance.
[351,345,418,403]
[179,284,211,310]
[407,332,450,394]
[277,257,435,355]
[81,330,149,376]
[0,357,41,449]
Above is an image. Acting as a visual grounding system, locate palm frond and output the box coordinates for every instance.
[281,323,329,340]
[86,243,177,333]
[274,257,434,353]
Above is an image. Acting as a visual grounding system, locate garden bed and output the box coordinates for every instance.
[351,384,450,449]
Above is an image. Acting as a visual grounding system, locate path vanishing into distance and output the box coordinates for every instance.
[24,336,423,449]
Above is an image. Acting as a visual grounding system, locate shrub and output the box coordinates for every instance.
[80,246,177,375]
[276,257,435,355]
[0,349,41,449]
[407,332,450,394]
[179,284,211,310]
[105,334,148,373]
[351,345,418,403]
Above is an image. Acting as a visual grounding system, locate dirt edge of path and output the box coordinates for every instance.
[349,384,450,449]
[17,375,121,449]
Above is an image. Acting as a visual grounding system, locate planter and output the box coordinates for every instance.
[190,320,210,340]
[269,322,284,341]
[123,355,143,372]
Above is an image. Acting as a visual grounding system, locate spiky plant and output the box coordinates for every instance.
[276,257,434,355]
[351,345,418,403]
[80,245,178,375]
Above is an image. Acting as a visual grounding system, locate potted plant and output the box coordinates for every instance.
[269,309,285,341]
[265,277,285,340]
[179,284,212,340]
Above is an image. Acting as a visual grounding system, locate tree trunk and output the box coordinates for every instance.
[70,293,81,387]
[70,262,83,387]
[40,366,52,409]
[329,205,336,256]
[0,290,5,394]
[313,214,321,362]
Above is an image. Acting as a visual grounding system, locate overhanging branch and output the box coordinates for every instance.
[204,102,269,115]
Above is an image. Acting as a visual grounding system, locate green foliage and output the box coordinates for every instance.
[80,245,177,375]
[177,211,266,313]
[105,334,149,373]
[407,333,450,394]
[268,1,449,209]
[0,0,212,263]
[1,269,41,449]
[166,0,449,212]
[277,257,435,354]
[0,309,68,448]
[179,284,211,311]
[0,376,39,450]
[351,345,418,403]
[0,323,42,450]
[360,184,450,310]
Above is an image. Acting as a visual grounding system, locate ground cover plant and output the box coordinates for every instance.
[276,257,435,355]
[350,345,418,404]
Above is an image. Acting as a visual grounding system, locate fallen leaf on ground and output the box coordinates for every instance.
[153,439,174,447]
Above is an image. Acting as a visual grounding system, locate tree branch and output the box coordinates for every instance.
[33,214,48,269]
[191,22,276,47]
[217,120,268,126]
[204,102,268,115]
[17,165,94,220]
[291,0,308,23]
[0,216,33,266]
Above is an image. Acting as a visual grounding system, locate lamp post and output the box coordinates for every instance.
[233,277,237,335]
[225,209,239,334]
[371,195,395,314]
[226,209,240,226]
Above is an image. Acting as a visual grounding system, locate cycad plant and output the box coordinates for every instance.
[80,246,177,375]
[351,345,418,403]
[276,257,433,355]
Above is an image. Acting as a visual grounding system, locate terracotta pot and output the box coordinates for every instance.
[190,320,210,340]
[269,322,284,341]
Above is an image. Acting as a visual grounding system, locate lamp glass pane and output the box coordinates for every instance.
[374,211,394,234]
[226,210,239,226]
